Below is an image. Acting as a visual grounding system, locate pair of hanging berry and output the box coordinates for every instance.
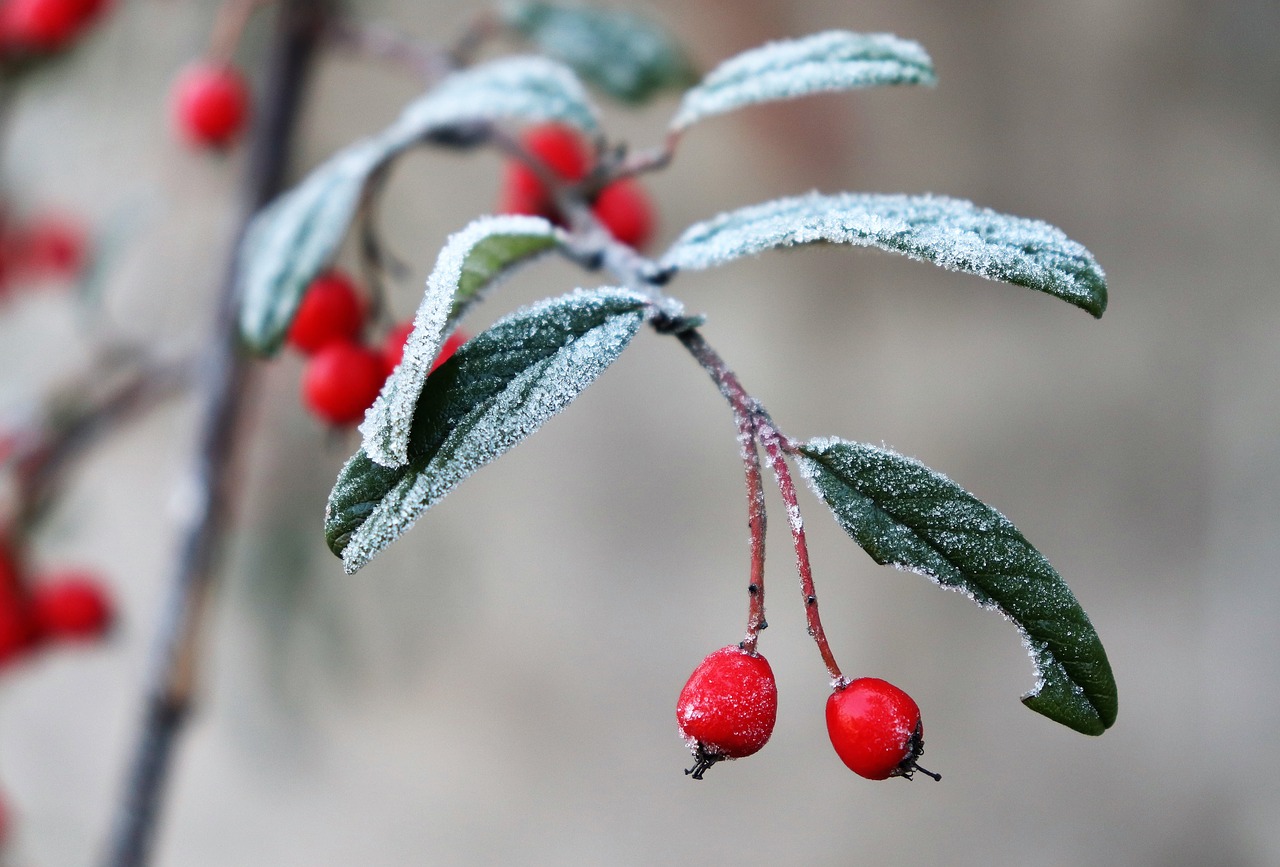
[286,270,464,426]
[678,645,939,782]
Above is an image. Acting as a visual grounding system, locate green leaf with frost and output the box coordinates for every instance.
[795,438,1117,735]
[238,56,600,355]
[500,1,696,104]
[327,288,650,573]
[360,215,563,468]
[670,30,934,132]
[661,192,1107,316]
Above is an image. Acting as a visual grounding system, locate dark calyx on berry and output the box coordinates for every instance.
[897,721,940,781]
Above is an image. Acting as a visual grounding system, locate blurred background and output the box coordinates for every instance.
[2,0,1279,864]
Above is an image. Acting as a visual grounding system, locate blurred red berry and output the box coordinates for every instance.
[1,0,84,51]
[14,213,86,280]
[591,179,655,250]
[286,271,365,354]
[0,537,38,667]
[302,340,385,426]
[31,572,113,641]
[498,124,592,220]
[171,62,250,149]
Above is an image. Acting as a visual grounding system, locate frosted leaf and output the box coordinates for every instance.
[237,56,600,355]
[670,31,934,132]
[661,192,1107,317]
[327,288,650,572]
[360,215,562,468]
[387,55,601,142]
[500,1,697,104]
[795,437,1117,735]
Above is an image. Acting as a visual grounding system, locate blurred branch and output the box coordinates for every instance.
[99,1,330,865]
[3,350,195,532]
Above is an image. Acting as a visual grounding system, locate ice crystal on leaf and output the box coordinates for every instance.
[327,288,651,573]
[360,215,563,468]
[238,56,600,355]
[794,438,1117,735]
[670,31,935,132]
[661,192,1107,317]
[500,0,697,104]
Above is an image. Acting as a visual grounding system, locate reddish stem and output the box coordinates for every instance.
[671,329,767,650]
[673,328,842,680]
[756,418,844,685]
[737,403,767,651]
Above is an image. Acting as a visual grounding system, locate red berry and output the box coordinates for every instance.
[171,62,250,149]
[497,124,592,220]
[286,271,365,354]
[31,572,113,641]
[12,213,86,280]
[301,340,385,426]
[591,179,655,250]
[825,677,939,781]
[676,645,777,779]
[382,323,468,375]
[0,537,38,667]
[1,0,84,51]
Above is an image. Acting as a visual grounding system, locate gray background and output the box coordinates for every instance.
[2,0,1278,864]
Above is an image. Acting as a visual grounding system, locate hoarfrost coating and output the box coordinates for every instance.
[794,437,1116,735]
[671,31,935,132]
[661,192,1107,317]
[334,288,651,573]
[238,55,600,354]
[360,215,561,468]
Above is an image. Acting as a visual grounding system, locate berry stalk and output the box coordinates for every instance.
[673,327,844,684]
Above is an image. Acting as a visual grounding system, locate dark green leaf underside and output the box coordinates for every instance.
[501,1,697,104]
[327,288,648,572]
[796,438,1116,735]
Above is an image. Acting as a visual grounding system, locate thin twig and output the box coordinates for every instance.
[99,1,328,865]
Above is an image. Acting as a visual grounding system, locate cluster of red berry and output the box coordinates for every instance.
[496,124,655,250]
[0,534,114,669]
[0,0,107,56]
[286,270,465,426]
[677,646,939,782]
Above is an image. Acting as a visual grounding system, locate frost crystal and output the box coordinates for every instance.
[670,31,934,132]
[360,215,560,468]
[795,437,1116,735]
[238,56,599,354]
[335,288,651,573]
[662,192,1107,316]
[499,1,696,103]
[390,55,601,140]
